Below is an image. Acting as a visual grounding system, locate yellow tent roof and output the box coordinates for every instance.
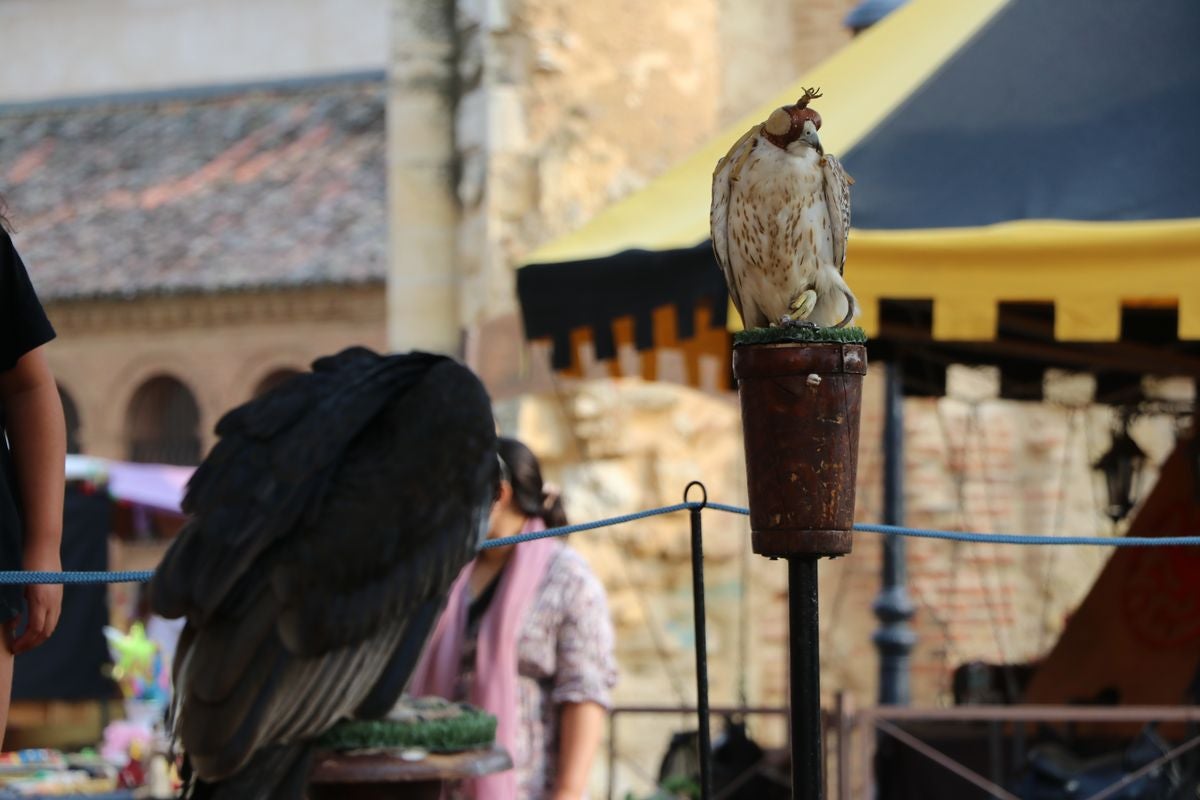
[524,0,1200,342]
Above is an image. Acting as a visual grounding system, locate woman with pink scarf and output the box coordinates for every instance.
[409,438,617,799]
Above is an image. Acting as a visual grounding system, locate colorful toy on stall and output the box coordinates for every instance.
[103,621,163,701]
[116,738,147,788]
[103,618,157,695]
[100,720,153,768]
[99,620,174,790]
[0,748,66,772]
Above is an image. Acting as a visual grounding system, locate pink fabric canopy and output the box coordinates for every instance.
[66,455,193,515]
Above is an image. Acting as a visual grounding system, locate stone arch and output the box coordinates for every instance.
[96,349,219,461]
[125,374,202,466]
[57,383,83,454]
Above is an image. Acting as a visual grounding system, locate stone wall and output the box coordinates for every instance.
[497,369,1185,797]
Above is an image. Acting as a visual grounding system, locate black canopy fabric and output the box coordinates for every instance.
[518,243,727,370]
[516,0,1200,400]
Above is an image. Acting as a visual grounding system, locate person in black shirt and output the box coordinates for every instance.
[0,205,65,745]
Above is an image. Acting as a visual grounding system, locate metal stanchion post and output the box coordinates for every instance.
[789,557,822,800]
[686,482,713,800]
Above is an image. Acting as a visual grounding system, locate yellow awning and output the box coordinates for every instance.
[851,219,1200,341]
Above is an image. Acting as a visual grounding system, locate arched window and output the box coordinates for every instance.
[253,368,303,398]
[58,385,82,454]
[126,375,202,466]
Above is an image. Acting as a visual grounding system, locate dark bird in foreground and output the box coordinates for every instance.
[149,347,499,799]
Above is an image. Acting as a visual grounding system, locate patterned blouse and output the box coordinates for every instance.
[451,544,618,799]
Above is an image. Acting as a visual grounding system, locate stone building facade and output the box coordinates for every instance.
[3,79,390,464]
[44,287,386,462]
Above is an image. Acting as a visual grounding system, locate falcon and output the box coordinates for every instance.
[149,347,499,799]
[711,87,858,329]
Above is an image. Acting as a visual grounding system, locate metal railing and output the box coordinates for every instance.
[841,698,1200,800]
[606,698,1200,800]
[606,705,791,800]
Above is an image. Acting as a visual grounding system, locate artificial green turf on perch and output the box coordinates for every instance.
[318,698,497,753]
[733,325,867,346]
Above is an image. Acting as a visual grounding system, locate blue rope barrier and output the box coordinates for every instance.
[700,502,1200,546]
[701,502,1200,547]
[694,502,1200,547]
[5,500,1200,585]
[0,570,155,585]
[479,503,693,549]
[851,522,1200,547]
[705,501,751,516]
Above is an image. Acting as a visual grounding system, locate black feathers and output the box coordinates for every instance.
[150,348,497,798]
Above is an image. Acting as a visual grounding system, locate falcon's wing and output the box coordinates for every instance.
[820,153,854,274]
[149,349,497,781]
[710,125,761,321]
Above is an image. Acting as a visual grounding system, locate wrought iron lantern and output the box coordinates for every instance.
[1094,414,1146,523]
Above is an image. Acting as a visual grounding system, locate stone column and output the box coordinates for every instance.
[387,0,462,355]
[454,0,536,371]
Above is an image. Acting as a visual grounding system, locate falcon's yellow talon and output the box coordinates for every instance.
[789,289,818,320]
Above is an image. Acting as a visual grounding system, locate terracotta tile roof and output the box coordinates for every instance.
[1,78,386,300]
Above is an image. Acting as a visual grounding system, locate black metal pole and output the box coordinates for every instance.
[685,482,714,800]
[873,360,916,705]
[789,556,823,800]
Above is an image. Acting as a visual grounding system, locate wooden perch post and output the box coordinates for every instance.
[733,337,867,800]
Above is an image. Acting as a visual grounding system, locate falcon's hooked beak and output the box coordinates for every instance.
[800,120,823,155]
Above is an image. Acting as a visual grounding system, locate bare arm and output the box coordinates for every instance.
[0,345,64,653]
[552,700,606,800]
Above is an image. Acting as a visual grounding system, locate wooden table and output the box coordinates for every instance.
[308,747,512,799]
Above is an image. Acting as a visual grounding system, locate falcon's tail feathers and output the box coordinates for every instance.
[813,263,859,328]
[182,744,313,800]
